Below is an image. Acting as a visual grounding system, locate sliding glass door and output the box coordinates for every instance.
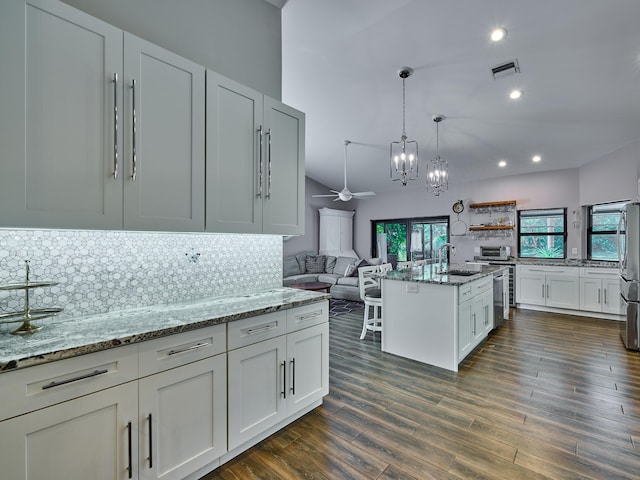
[373,217,449,262]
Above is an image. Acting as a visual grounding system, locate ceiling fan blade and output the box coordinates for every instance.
[352,191,376,197]
[312,193,339,198]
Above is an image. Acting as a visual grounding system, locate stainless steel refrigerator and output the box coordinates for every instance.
[619,202,640,350]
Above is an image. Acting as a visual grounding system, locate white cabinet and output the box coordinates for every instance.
[0,381,139,480]
[0,324,227,480]
[579,268,624,315]
[458,276,493,361]
[206,71,305,235]
[122,33,205,232]
[227,302,328,451]
[0,0,205,232]
[319,208,356,257]
[516,265,579,309]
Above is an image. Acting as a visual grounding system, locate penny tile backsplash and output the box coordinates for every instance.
[0,230,282,322]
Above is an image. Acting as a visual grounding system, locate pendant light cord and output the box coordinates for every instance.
[402,78,406,138]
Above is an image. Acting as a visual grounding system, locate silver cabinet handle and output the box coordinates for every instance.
[297,311,322,322]
[127,421,133,479]
[113,73,119,179]
[257,125,263,198]
[245,323,276,335]
[42,368,108,390]
[266,128,272,199]
[598,288,601,304]
[290,358,296,395]
[604,288,607,305]
[546,284,549,298]
[147,413,153,469]
[166,342,209,356]
[281,360,286,399]
[131,79,137,181]
[472,313,476,335]
[542,285,545,298]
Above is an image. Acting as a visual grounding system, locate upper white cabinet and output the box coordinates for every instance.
[0,0,205,232]
[206,71,305,235]
[0,0,124,229]
[123,33,205,232]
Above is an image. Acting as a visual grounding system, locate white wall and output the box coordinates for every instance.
[579,140,639,205]
[283,177,358,256]
[61,0,282,100]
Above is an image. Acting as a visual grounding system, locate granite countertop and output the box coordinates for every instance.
[0,287,329,373]
[384,263,506,285]
[475,257,618,268]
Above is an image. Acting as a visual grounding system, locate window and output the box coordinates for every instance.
[518,208,566,259]
[372,217,449,262]
[587,201,626,261]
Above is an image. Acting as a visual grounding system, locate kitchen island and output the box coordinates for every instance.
[382,264,506,372]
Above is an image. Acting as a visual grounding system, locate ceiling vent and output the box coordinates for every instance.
[491,59,520,79]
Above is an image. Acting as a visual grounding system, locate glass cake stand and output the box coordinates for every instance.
[0,261,63,335]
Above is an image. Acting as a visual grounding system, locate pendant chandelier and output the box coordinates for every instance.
[427,114,448,196]
[390,67,418,186]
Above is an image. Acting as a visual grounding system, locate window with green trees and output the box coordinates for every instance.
[372,217,449,262]
[518,208,566,258]
[587,201,626,261]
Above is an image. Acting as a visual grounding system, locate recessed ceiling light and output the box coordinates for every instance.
[491,28,507,42]
[498,160,507,167]
[509,89,524,100]
[532,155,542,163]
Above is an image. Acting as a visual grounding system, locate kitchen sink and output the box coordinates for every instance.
[445,270,478,276]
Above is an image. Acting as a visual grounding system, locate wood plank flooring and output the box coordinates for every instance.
[202,308,640,479]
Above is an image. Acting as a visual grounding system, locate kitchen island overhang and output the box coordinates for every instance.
[381,264,507,372]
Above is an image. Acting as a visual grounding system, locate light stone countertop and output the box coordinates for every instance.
[0,287,329,373]
[384,263,506,285]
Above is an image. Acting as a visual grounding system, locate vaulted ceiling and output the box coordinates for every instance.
[281,0,640,194]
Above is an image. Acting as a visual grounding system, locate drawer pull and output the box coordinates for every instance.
[127,421,133,479]
[245,323,276,335]
[42,368,109,390]
[167,342,209,356]
[298,311,322,321]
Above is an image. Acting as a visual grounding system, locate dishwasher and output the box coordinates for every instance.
[492,271,505,328]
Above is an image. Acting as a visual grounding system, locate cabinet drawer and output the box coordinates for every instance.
[227,311,286,350]
[579,267,619,279]
[0,344,138,422]
[138,323,226,377]
[286,301,328,333]
[471,277,493,296]
[458,284,473,304]
[517,265,578,277]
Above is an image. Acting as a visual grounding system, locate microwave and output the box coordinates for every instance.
[479,245,511,260]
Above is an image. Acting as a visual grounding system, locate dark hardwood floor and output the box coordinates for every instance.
[203,308,640,479]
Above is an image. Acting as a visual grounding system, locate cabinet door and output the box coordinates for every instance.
[0,0,123,229]
[481,290,494,334]
[516,273,546,305]
[503,273,510,320]
[138,354,227,480]
[227,336,287,451]
[123,33,205,231]
[0,381,138,480]
[262,97,305,235]
[546,275,579,309]
[286,323,329,415]
[205,71,263,233]
[603,278,623,314]
[472,296,486,342]
[580,278,602,312]
[458,299,473,360]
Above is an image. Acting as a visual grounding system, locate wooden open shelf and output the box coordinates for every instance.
[468,200,516,209]
[468,225,515,231]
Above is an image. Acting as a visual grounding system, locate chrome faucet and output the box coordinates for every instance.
[438,243,456,273]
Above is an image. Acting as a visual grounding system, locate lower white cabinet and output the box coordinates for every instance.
[227,303,329,451]
[579,268,623,315]
[0,381,139,480]
[458,277,493,361]
[516,265,579,310]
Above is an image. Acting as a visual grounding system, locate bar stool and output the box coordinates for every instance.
[358,265,383,339]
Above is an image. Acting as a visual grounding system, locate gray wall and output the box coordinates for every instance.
[61,0,282,100]
[283,177,358,257]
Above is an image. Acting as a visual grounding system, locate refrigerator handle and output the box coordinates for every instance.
[616,212,625,268]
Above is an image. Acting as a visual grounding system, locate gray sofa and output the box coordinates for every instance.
[283,252,379,302]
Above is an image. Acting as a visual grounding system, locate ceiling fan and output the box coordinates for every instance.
[312,140,376,202]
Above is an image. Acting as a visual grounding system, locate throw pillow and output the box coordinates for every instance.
[305,255,326,274]
[334,256,357,276]
[344,263,357,277]
[324,255,337,273]
[349,258,370,276]
[283,256,301,277]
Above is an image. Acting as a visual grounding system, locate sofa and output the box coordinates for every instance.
[283,251,381,302]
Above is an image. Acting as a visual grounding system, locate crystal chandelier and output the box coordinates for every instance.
[390,68,418,186]
[427,114,448,196]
